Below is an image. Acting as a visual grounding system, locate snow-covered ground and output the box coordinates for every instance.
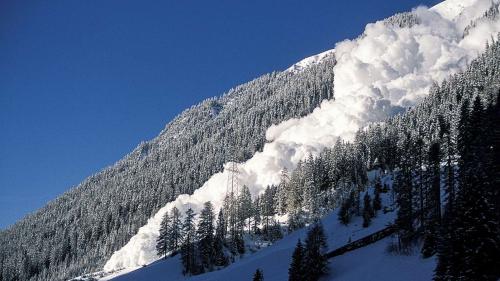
[285,49,335,73]
[329,236,436,281]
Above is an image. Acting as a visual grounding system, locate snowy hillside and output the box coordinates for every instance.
[103,0,500,274]
[95,172,434,281]
[3,0,498,280]
[286,49,335,73]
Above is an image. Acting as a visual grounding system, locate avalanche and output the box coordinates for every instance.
[104,0,500,273]
[103,172,435,281]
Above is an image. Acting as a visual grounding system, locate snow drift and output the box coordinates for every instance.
[104,0,500,271]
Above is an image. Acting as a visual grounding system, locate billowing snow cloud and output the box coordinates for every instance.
[104,0,500,271]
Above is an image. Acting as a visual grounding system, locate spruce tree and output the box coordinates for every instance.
[276,167,290,215]
[288,209,305,231]
[238,185,253,233]
[362,192,374,228]
[373,182,382,211]
[253,268,264,281]
[422,142,441,258]
[303,223,328,281]
[156,212,171,258]
[288,240,305,281]
[338,193,352,225]
[168,207,182,252]
[252,197,262,234]
[213,209,228,267]
[395,133,415,250]
[181,208,199,275]
[197,202,215,271]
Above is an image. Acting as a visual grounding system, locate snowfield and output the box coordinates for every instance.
[101,0,500,279]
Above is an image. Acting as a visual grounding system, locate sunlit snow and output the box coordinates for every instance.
[104,0,500,272]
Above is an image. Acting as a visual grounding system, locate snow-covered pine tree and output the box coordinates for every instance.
[303,155,320,222]
[156,212,171,258]
[261,185,277,239]
[213,209,228,267]
[238,185,253,233]
[181,208,199,275]
[276,167,290,215]
[197,201,215,271]
[394,133,416,250]
[168,206,183,252]
[252,196,262,234]
[286,161,304,215]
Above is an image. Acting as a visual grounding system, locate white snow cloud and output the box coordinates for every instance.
[104,0,500,271]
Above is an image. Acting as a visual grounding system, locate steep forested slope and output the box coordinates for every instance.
[0,57,335,281]
[1,0,499,280]
[104,33,500,281]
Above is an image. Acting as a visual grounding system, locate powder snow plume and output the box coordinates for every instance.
[104,0,500,272]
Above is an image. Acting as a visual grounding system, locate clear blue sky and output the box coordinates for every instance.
[0,0,439,229]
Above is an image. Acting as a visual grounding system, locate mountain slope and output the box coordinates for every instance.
[102,0,500,273]
[0,48,335,281]
[1,0,499,281]
[104,32,500,281]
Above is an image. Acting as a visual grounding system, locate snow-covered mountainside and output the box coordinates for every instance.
[107,173,406,280]
[101,28,500,280]
[103,0,500,274]
[286,49,335,73]
[2,0,499,281]
[82,172,435,281]
[0,25,336,281]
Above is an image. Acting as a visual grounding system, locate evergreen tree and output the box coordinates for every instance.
[288,209,305,231]
[253,268,264,281]
[252,197,262,234]
[197,202,215,271]
[303,156,320,222]
[373,181,382,211]
[303,223,328,281]
[438,115,455,214]
[156,212,171,258]
[168,207,182,252]
[213,209,228,267]
[288,240,305,281]
[286,161,304,214]
[238,185,253,233]
[338,193,353,225]
[352,190,361,216]
[261,186,277,240]
[181,208,199,275]
[422,142,441,258]
[362,192,374,228]
[395,133,416,250]
[276,168,290,215]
